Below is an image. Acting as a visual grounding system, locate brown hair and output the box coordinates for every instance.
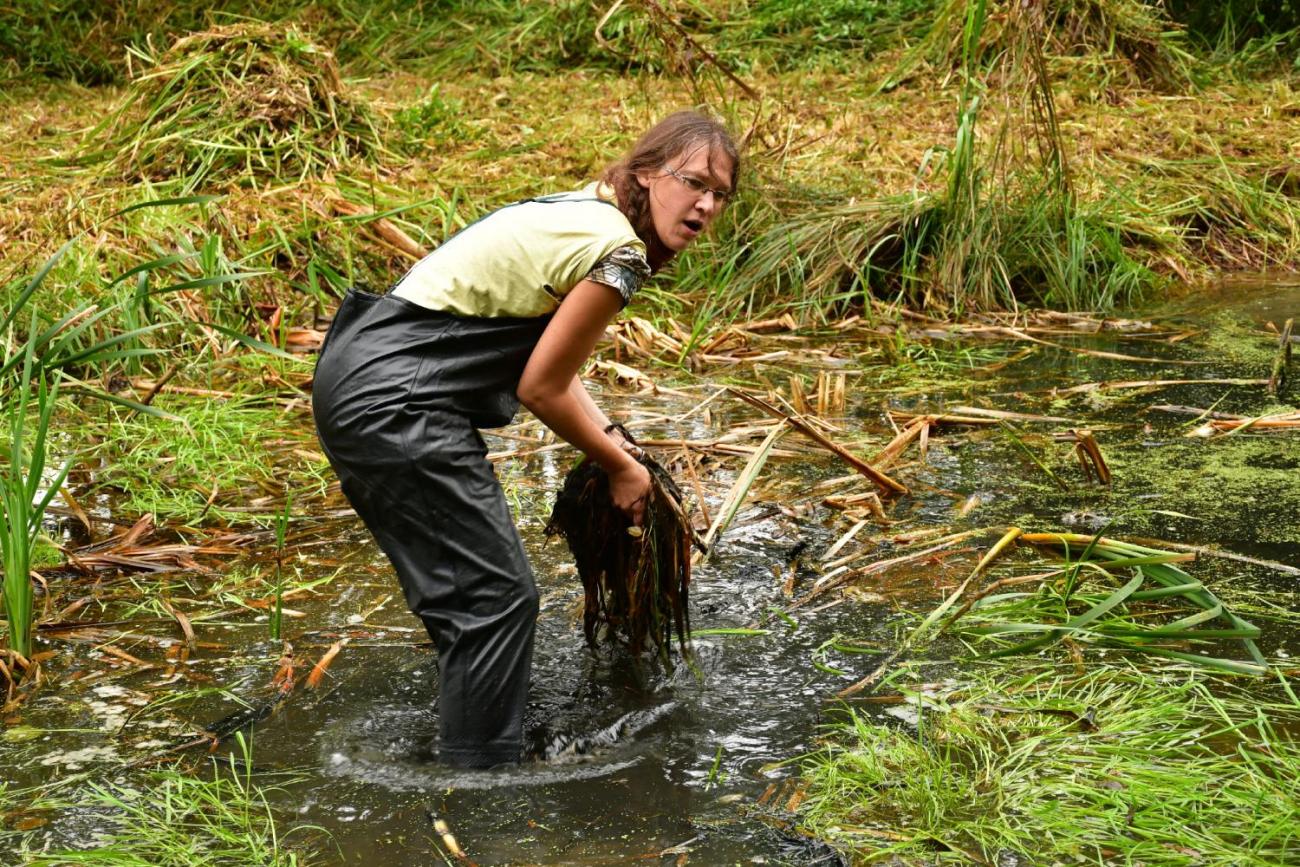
[600,110,740,271]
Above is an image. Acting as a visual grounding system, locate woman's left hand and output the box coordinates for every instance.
[608,458,652,525]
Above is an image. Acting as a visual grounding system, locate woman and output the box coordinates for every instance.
[312,111,738,768]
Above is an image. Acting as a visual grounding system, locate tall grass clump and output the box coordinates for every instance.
[907,0,1159,311]
[83,23,385,189]
[713,0,1159,317]
[894,0,1197,89]
[0,314,70,664]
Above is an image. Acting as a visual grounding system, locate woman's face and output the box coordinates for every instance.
[636,144,735,254]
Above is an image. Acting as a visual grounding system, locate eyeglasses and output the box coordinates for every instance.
[663,166,733,205]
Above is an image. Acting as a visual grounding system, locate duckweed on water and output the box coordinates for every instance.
[1197,310,1287,369]
[1103,433,1300,545]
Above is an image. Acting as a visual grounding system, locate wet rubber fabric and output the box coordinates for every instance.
[312,288,551,767]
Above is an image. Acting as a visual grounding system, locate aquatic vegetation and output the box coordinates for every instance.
[1,318,69,664]
[1103,432,1300,546]
[545,449,693,660]
[23,736,312,866]
[796,662,1300,864]
[953,531,1268,674]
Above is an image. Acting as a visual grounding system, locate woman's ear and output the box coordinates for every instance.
[635,170,652,190]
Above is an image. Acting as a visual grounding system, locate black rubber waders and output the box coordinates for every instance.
[312,288,551,768]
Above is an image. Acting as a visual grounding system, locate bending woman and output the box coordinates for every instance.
[312,111,739,768]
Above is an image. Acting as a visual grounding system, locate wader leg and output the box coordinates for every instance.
[326,415,538,769]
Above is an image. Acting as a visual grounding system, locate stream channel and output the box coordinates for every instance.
[3,282,1298,865]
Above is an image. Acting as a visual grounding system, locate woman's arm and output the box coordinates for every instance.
[517,280,651,523]
[568,377,642,456]
[568,375,611,428]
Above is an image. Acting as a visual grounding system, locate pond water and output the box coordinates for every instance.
[3,283,1297,865]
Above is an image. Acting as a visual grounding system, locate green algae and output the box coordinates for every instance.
[1197,309,1283,369]
[1104,431,1300,546]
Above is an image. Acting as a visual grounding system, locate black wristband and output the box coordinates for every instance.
[603,422,638,445]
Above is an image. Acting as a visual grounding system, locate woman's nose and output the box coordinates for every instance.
[695,192,722,216]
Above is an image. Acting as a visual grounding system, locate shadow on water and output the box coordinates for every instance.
[4,281,1297,864]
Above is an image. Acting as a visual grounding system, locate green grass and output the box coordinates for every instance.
[80,23,386,191]
[83,390,330,526]
[1167,0,1300,56]
[0,0,940,86]
[797,662,1300,864]
[21,736,314,866]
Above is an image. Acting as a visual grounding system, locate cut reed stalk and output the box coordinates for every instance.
[727,388,907,495]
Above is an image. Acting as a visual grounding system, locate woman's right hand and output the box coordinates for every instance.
[608,458,652,526]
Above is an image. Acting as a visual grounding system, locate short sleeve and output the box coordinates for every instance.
[584,245,652,307]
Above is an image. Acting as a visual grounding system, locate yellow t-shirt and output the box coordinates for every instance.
[392,183,645,318]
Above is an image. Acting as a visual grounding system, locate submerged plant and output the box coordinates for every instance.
[545,445,693,661]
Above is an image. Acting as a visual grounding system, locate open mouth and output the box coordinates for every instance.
[683,219,703,233]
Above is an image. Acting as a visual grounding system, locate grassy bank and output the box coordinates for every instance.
[1,1,1297,329]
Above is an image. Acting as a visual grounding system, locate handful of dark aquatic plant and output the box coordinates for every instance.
[545,443,693,661]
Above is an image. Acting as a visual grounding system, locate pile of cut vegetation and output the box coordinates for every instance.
[87,23,384,187]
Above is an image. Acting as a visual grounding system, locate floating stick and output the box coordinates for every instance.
[728,388,907,495]
[306,639,346,689]
[1267,317,1294,395]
